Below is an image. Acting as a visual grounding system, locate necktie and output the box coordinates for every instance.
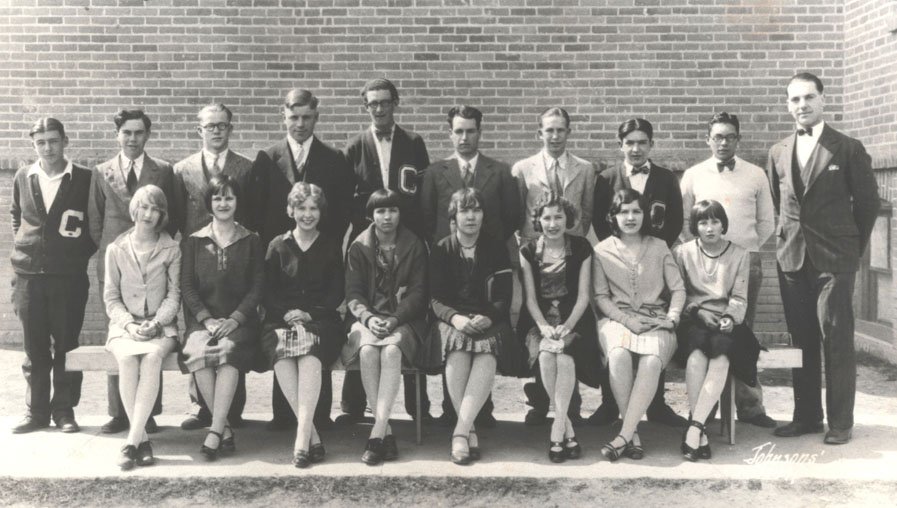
[716,159,736,172]
[549,158,563,196]
[210,154,220,175]
[375,130,391,142]
[797,127,813,136]
[461,161,473,186]
[631,164,649,175]
[126,159,137,194]
[292,144,303,182]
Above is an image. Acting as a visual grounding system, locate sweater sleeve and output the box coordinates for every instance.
[180,236,212,324]
[230,234,265,324]
[486,240,513,319]
[104,245,136,329]
[392,240,428,325]
[429,242,459,323]
[723,248,749,325]
[662,247,686,322]
[262,241,289,322]
[592,252,631,325]
[153,247,181,327]
[345,242,376,325]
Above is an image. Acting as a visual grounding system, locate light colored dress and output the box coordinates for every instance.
[592,235,685,367]
[104,229,180,359]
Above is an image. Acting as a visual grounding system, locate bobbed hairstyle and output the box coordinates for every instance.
[538,106,571,128]
[689,199,729,237]
[287,182,327,218]
[532,192,577,232]
[617,118,653,142]
[114,109,151,131]
[203,174,242,215]
[787,72,824,95]
[29,117,66,139]
[361,78,399,102]
[707,112,740,136]
[366,188,402,218]
[129,184,169,233]
[607,188,651,238]
[447,105,483,130]
[447,187,484,222]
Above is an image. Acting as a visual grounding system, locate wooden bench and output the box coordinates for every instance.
[718,346,802,444]
[66,345,424,445]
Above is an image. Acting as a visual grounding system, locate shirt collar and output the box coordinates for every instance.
[624,159,651,175]
[454,152,480,171]
[713,155,739,167]
[796,120,825,141]
[28,159,73,179]
[286,135,314,159]
[191,222,252,249]
[119,151,145,172]
[203,148,229,168]
[541,149,568,169]
[370,123,395,140]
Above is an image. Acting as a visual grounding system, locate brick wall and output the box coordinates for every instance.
[0,0,850,345]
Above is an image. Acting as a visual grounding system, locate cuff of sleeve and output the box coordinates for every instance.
[230,311,247,325]
[196,310,213,324]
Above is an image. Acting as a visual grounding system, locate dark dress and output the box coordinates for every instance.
[428,233,527,377]
[517,234,602,388]
[260,231,345,368]
[180,224,264,373]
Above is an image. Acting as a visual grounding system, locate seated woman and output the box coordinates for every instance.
[260,182,345,469]
[180,175,264,461]
[518,193,598,463]
[104,185,180,471]
[429,188,517,465]
[343,189,428,466]
[593,188,685,461]
[673,199,762,461]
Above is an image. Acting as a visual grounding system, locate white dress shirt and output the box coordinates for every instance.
[203,148,229,174]
[796,120,825,168]
[120,151,145,181]
[624,160,652,194]
[371,124,395,188]
[28,160,73,210]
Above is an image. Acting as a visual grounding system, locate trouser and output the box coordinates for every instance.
[14,273,88,421]
[778,259,856,430]
[189,372,247,422]
[340,370,432,417]
[734,252,767,418]
[441,372,494,420]
[272,369,333,424]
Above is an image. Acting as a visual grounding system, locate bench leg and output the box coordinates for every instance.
[719,371,736,445]
[415,371,422,445]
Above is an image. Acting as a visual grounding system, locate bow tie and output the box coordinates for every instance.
[797,127,813,136]
[716,159,735,172]
[630,164,649,175]
[375,130,392,142]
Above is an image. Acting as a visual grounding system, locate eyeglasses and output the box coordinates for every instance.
[364,100,394,111]
[200,122,231,132]
[710,134,739,144]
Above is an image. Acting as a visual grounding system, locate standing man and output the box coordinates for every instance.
[10,118,96,434]
[421,105,521,427]
[340,78,432,424]
[590,118,685,427]
[247,88,354,430]
[172,103,253,431]
[512,106,598,426]
[768,72,878,445]
[680,112,778,429]
[88,109,177,434]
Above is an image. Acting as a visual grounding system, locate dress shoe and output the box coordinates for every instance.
[333,413,363,426]
[646,403,687,427]
[450,435,472,465]
[587,404,619,426]
[436,412,457,427]
[309,442,326,463]
[55,415,80,433]
[738,413,778,429]
[145,417,159,434]
[548,441,566,463]
[101,416,129,434]
[563,437,582,460]
[221,426,235,453]
[823,427,852,445]
[361,438,385,466]
[383,434,399,461]
[773,421,824,438]
[292,450,312,469]
[180,415,210,430]
[118,444,138,471]
[200,430,222,461]
[474,412,497,429]
[136,440,155,466]
[12,416,49,434]
[266,417,296,431]
[524,409,548,426]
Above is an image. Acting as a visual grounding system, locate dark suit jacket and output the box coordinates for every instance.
[344,125,429,239]
[592,161,683,247]
[247,136,354,247]
[88,153,177,284]
[767,124,879,273]
[420,153,520,247]
[172,150,253,236]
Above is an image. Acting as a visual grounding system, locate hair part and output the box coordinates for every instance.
[532,192,577,232]
[283,89,319,110]
[787,72,824,95]
[707,112,740,136]
[689,199,729,236]
[366,188,402,218]
[538,106,571,128]
[447,187,484,222]
[287,182,327,217]
[361,78,399,102]
[114,109,151,131]
[203,174,242,215]
[607,188,651,237]
[197,103,233,123]
[29,117,66,139]
[129,184,169,233]
[617,118,653,141]
[447,105,483,130]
